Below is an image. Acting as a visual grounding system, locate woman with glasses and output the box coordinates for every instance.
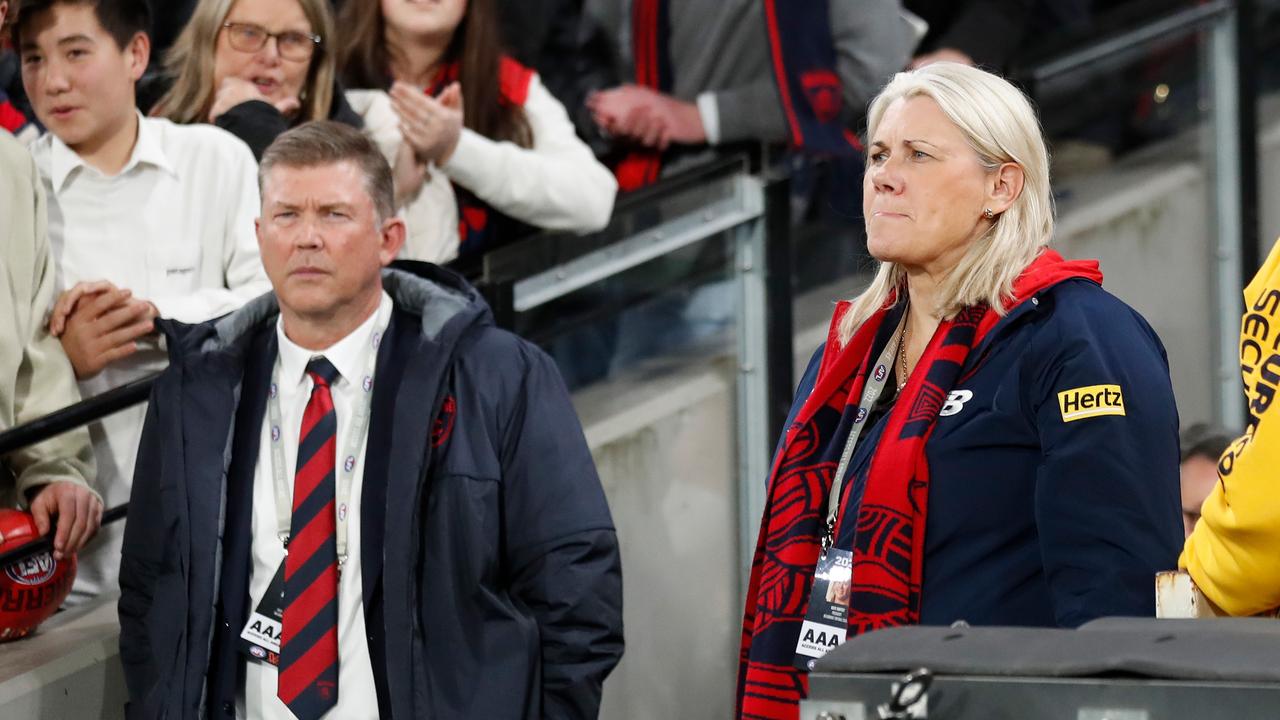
[151,0,460,250]
[335,0,617,264]
[151,0,368,160]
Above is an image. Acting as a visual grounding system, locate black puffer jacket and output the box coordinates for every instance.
[119,262,624,719]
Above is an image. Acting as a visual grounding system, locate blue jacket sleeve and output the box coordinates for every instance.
[118,380,170,713]
[500,340,624,719]
[1025,285,1183,627]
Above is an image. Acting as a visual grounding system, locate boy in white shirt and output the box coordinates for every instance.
[15,0,270,603]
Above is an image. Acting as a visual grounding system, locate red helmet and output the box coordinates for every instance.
[0,509,76,642]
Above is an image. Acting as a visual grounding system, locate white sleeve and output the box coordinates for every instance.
[440,74,617,233]
[150,138,270,322]
[346,89,401,167]
[347,89,461,264]
[696,92,722,146]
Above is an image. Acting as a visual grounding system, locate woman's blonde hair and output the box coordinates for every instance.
[152,0,335,125]
[838,62,1055,345]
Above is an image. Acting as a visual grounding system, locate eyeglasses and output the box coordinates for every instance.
[221,22,321,62]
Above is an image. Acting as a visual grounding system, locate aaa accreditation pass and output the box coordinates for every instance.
[794,548,853,670]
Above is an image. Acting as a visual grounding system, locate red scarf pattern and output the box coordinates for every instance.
[736,250,1104,719]
[427,57,535,255]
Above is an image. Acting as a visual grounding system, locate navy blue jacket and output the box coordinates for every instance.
[782,278,1183,628]
[118,263,623,719]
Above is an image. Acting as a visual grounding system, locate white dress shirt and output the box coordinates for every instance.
[241,292,391,720]
[30,113,271,603]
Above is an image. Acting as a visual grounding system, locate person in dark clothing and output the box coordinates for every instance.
[151,0,361,160]
[905,0,1034,73]
[118,121,624,720]
[144,0,196,56]
[737,63,1181,719]
[497,0,621,157]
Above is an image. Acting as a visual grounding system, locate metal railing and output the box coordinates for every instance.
[473,153,794,578]
[1015,0,1258,426]
[0,153,795,588]
[0,377,155,568]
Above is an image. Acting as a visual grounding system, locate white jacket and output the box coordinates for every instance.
[348,72,617,264]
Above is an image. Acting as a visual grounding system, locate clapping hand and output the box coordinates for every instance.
[390,80,464,167]
[587,84,706,150]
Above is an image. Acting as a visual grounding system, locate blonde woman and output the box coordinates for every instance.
[737,63,1182,719]
[152,0,354,159]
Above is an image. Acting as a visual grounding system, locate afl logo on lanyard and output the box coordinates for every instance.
[873,364,887,383]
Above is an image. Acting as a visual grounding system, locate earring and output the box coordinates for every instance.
[983,208,995,220]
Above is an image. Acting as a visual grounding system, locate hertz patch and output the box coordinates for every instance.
[1057,384,1125,422]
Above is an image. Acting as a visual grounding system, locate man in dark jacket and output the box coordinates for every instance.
[118,121,623,720]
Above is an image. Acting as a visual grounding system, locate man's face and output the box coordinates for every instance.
[1180,454,1219,538]
[18,3,147,152]
[257,161,403,325]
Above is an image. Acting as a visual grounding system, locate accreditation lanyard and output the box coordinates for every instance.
[266,306,389,568]
[820,317,906,554]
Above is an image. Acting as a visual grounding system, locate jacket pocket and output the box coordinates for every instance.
[430,473,501,584]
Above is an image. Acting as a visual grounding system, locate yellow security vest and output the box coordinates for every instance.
[1181,236,1280,615]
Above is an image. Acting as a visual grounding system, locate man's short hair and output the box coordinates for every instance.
[1180,422,1237,464]
[12,0,150,51]
[259,121,396,223]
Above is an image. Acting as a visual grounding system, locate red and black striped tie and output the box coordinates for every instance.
[278,357,340,719]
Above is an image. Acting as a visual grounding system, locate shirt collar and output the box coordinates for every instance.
[276,291,393,391]
[48,111,177,191]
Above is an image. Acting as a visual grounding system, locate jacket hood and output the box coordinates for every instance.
[159,260,491,365]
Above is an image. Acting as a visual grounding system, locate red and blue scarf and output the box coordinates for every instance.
[762,0,861,157]
[616,0,856,192]
[736,250,1104,719]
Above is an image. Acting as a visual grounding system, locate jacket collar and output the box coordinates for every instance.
[49,111,176,191]
[161,262,488,367]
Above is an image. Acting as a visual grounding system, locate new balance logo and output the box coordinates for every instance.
[1057,384,1125,422]
[939,390,973,417]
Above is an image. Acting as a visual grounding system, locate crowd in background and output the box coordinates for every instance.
[0,0,1270,620]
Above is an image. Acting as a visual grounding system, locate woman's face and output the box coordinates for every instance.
[213,0,314,108]
[863,96,996,275]
[380,0,468,42]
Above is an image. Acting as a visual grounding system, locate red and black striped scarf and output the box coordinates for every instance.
[736,250,1103,719]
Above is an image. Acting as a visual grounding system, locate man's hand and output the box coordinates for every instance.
[910,48,976,69]
[29,482,103,560]
[59,286,158,380]
[390,81,464,166]
[588,85,706,149]
[48,279,117,337]
[208,76,302,122]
